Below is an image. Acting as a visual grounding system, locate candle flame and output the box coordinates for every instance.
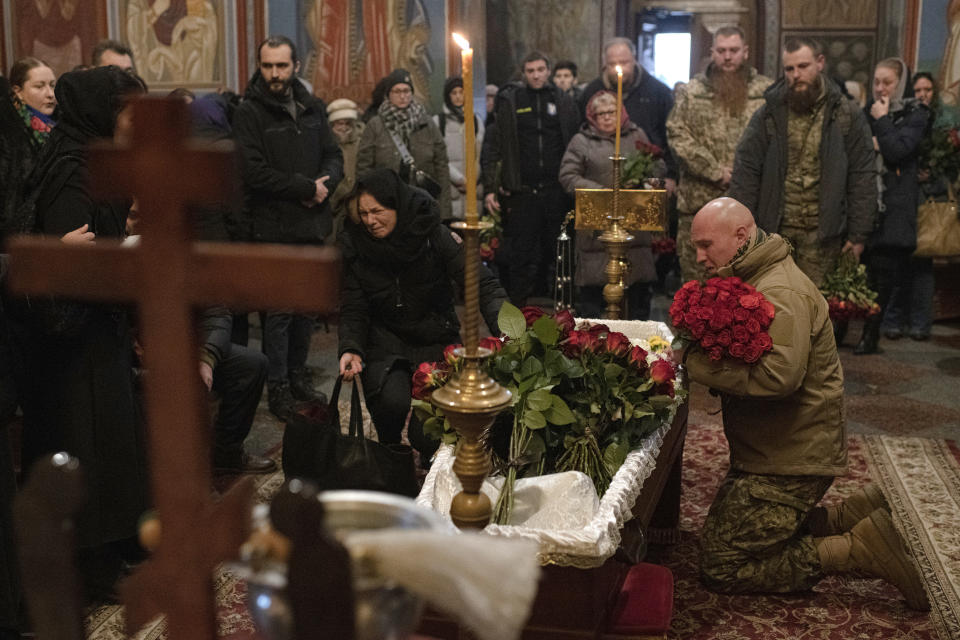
[616,65,623,75]
[452,33,470,50]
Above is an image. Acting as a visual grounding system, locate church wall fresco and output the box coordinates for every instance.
[3,0,108,78]
[915,0,960,105]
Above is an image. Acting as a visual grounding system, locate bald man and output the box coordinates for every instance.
[685,198,928,610]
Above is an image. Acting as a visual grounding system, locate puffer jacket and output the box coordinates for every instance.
[558,122,663,286]
[684,232,847,477]
[356,111,452,218]
[729,75,877,244]
[233,72,343,243]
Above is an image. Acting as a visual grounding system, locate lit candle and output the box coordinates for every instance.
[615,65,623,158]
[453,33,477,225]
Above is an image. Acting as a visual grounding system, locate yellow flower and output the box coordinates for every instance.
[647,335,670,352]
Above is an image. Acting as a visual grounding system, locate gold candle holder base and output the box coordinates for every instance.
[431,350,511,529]
[600,219,633,320]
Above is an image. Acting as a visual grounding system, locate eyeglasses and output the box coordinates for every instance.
[594,110,617,118]
[390,87,412,96]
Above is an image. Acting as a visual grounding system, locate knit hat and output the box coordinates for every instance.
[327,98,358,122]
[485,84,498,97]
[383,68,414,94]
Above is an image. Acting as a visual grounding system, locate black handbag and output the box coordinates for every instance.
[281,375,420,497]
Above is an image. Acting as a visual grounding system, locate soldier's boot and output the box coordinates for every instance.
[807,484,890,536]
[816,508,929,611]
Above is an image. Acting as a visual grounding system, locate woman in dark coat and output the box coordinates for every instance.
[855,58,930,354]
[17,66,149,601]
[337,169,506,456]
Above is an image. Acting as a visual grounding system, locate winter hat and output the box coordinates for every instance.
[443,76,464,116]
[383,68,414,94]
[327,98,358,122]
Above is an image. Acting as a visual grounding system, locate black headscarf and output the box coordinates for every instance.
[344,168,441,268]
[54,66,148,143]
[443,76,464,122]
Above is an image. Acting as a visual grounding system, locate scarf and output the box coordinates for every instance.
[378,98,427,144]
[345,168,441,269]
[730,227,769,267]
[17,101,55,147]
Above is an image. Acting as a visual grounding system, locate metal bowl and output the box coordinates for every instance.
[244,491,445,640]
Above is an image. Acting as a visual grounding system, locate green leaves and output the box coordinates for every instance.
[526,389,554,411]
[543,395,576,425]
[498,302,527,340]
[522,410,547,430]
[532,315,559,345]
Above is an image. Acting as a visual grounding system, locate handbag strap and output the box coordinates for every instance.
[326,375,346,429]
[387,128,416,167]
[347,377,366,440]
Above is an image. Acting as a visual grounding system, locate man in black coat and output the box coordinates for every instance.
[233,35,343,421]
[481,51,579,306]
[579,37,678,193]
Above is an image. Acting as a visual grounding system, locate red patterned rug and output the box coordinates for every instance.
[656,421,937,640]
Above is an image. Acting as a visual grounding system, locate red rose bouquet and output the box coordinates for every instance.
[819,252,881,321]
[411,303,683,524]
[651,236,676,256]
[669,277,776,363]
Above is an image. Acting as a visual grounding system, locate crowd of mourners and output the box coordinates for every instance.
[0,25,953,632]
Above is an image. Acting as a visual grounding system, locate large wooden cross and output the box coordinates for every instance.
[5,98,340,639]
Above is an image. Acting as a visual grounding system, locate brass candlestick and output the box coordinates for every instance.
[432,221,511,529]
[600,156,633,320]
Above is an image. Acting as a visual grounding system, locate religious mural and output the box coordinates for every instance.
[119,0,224,89]
[301,0,438,106]
[10,0,106,77]
[781,0,877,30]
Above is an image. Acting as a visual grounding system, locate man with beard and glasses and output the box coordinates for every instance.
[729,37,876,292]
[667,26,772,282]
[233,35,343,421]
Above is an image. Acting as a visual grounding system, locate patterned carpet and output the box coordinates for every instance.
[653,419,938,640]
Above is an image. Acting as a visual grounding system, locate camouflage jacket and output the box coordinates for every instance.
[667,66,772,214]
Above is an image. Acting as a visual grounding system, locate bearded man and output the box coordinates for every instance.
[233,35,343,420]
[728,37,876,288]
[667,26,772,282]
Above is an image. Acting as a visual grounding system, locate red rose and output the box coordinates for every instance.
[554,309,576,335]
[709,345,724,361]
[716,290,732,305]
[753,332,773,352]
[743,343,763,363]
[703,285,719,299]
[709,307,734,329]
[732,325,751,344]
[715,329,732,347]
[444,343,462,365]
[412,361,446,399]
[490,236,500,249]
[725,276,743,288]
[745,317,761,335]
[605,331,632,356]
[681,279,700,292]
[705,277,724,289]
[629,345,648,369]
[695,305,714,321]
[689,320,707,339]
[480,245,494,260]
[684,310,700,326]
[587,323,610,334]
[562,330,585,357]
[760,300,775,321]
[649,359,675,384]
[701,331,717,348]
[733,307,750,322]
[522,306,546,326]
[582,331,602,352]
[728,342,746,359]
[739,293,761,309]
[479,336,503,353]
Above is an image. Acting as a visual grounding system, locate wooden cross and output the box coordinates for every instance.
[5,98,340,639]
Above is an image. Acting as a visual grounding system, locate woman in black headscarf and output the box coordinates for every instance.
[17,65,150,602]
[337,169,506,456]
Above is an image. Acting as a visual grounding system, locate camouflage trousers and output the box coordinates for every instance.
[699,470,834,594]
[778,226,844,288]
[677,211,701,283]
